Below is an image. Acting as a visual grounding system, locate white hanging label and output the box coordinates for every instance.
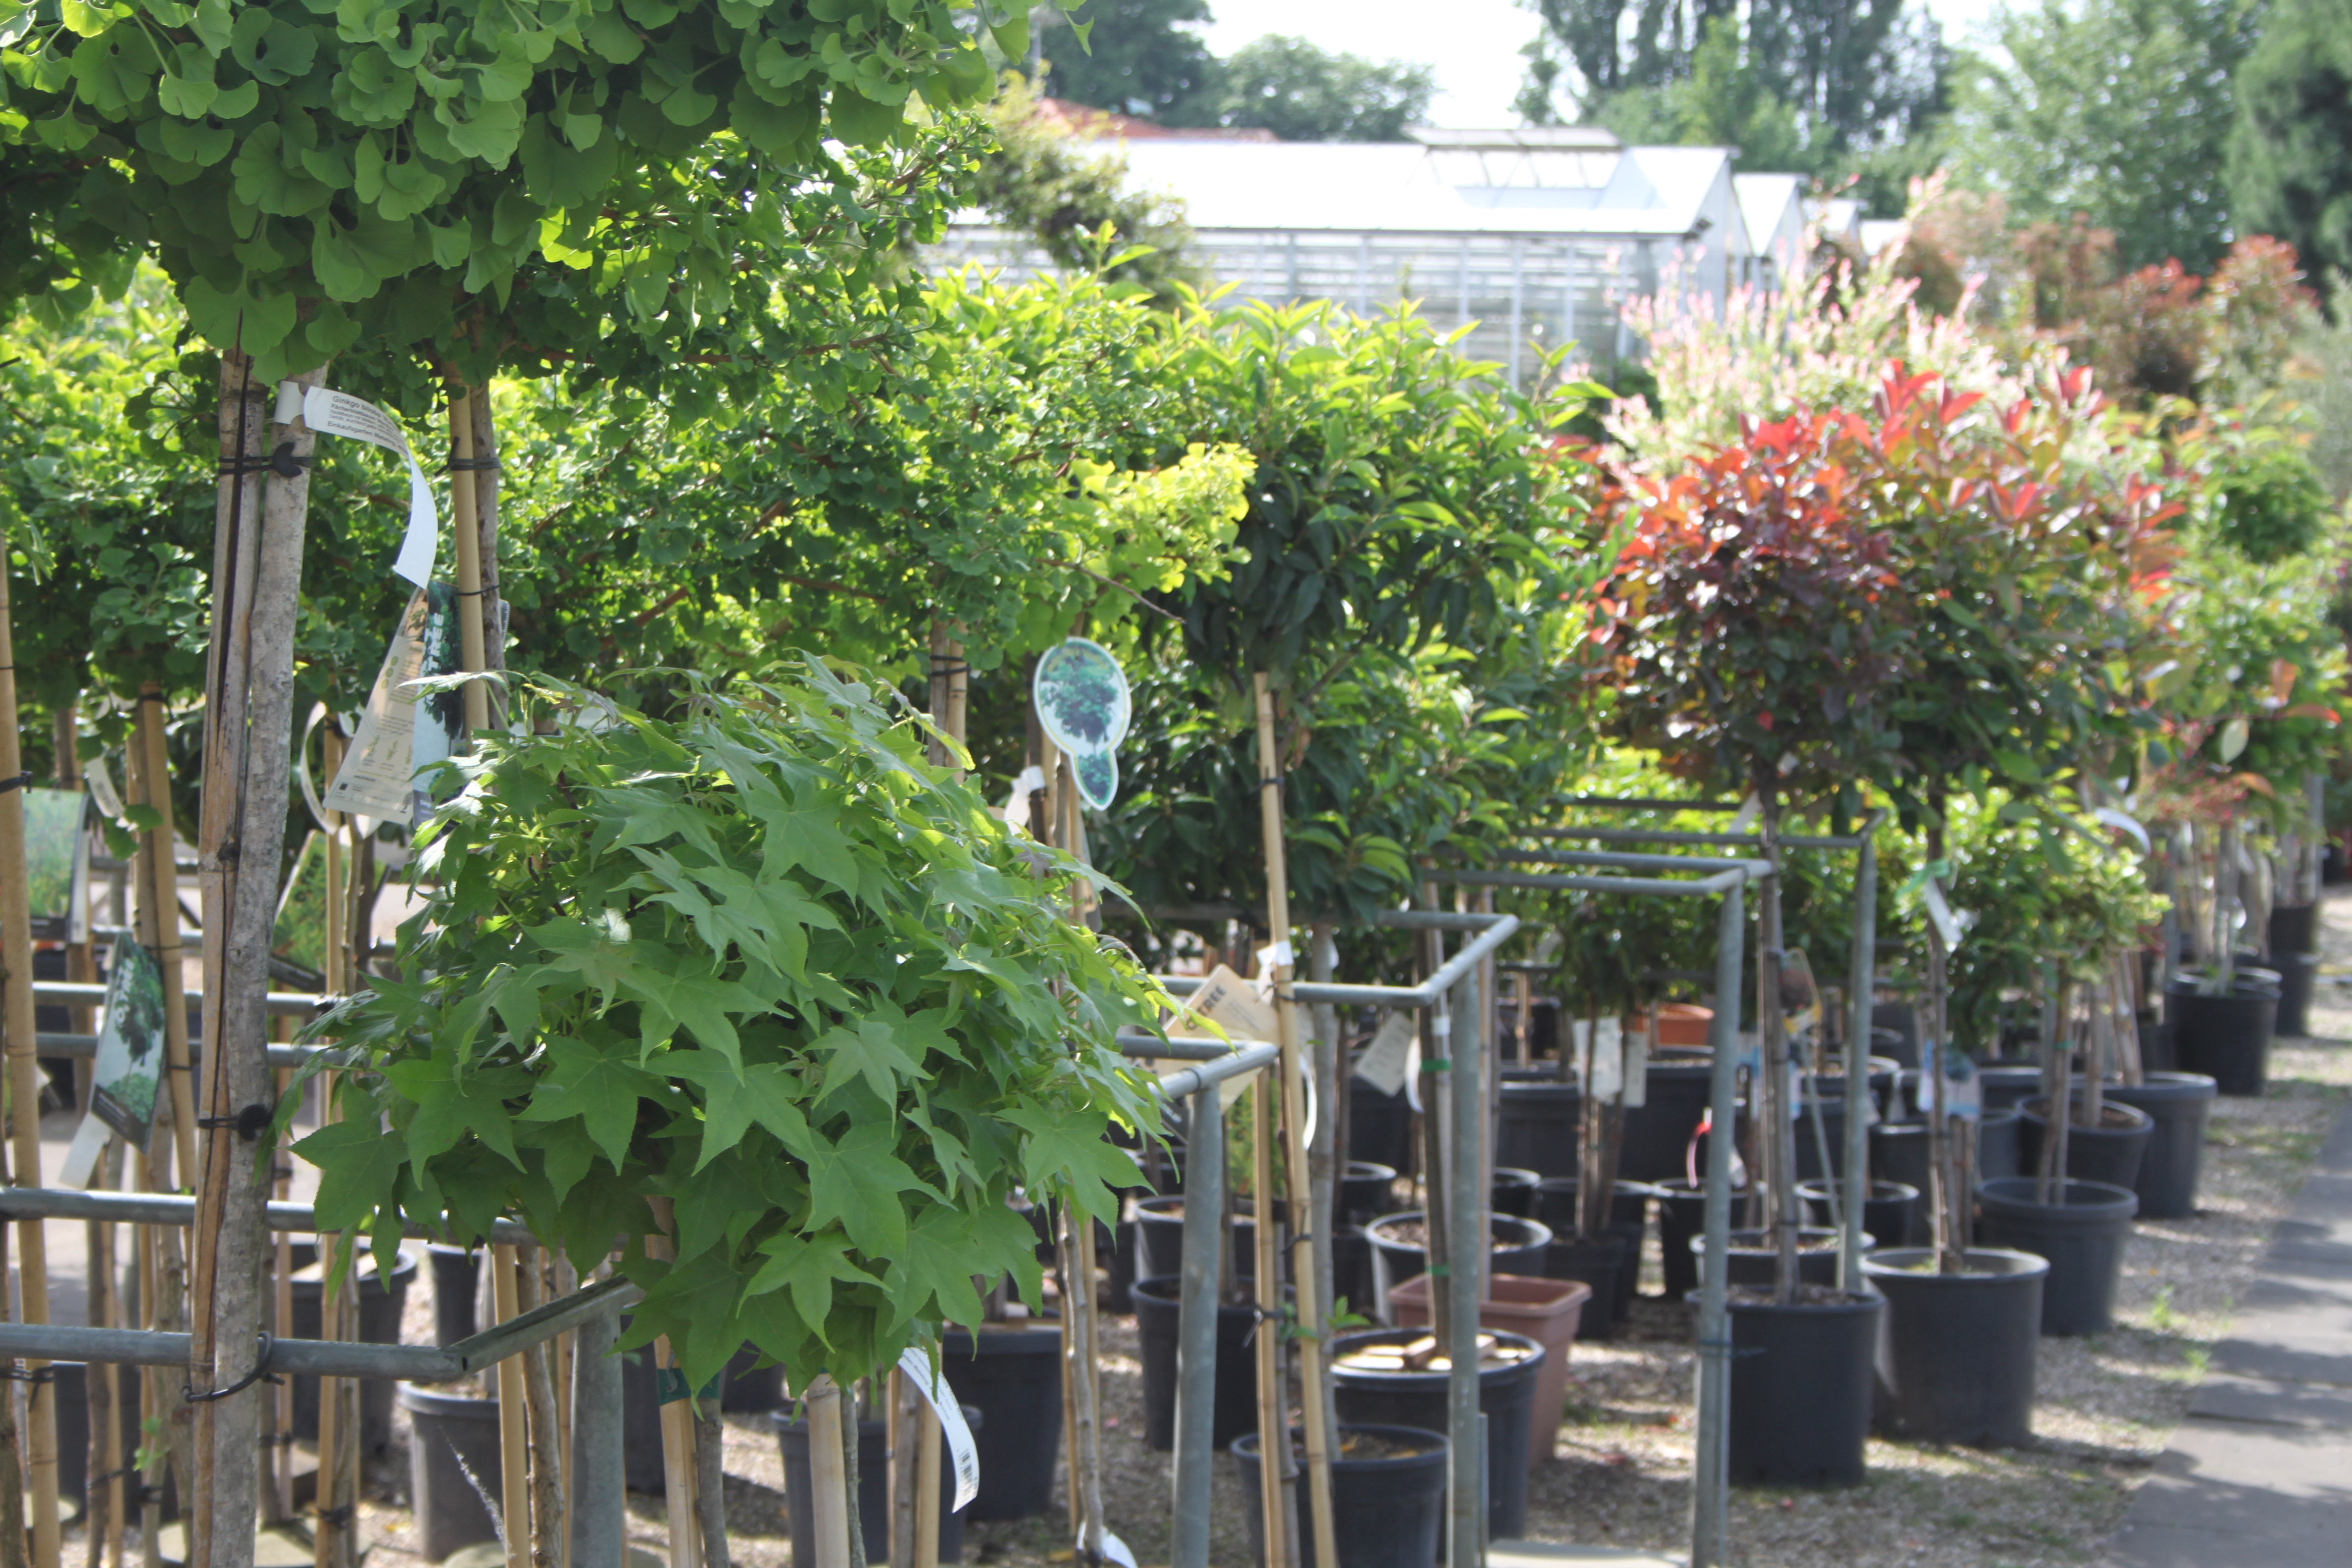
[1591,1017,1624,1098]
[1095,1531,1139,1568]
[1727,792,1761,833]
[1621,1028,1651,1109]
[2093,807,2151,854]
[277,383,440,587]
[1922,880,1971,950]
[896,1344,980,1511]
[1354,1011,1416,1096]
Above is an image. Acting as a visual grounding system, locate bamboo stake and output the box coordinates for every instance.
[944,636,967,781]
[516,1246,566,1568]
[126,724,174,1568]
[0,540,64,1568]
[911,1405,940,1568]
[134,690,198,1189]
[643,1216,699,1568]
[926,624,953,770]
[0,1187,25,1568]
[1249,676,1334,1568]
[448,391,492,736]
[1248,1068,1288,1568]
[467,392,507,719]
[552,1251,577,1568]
[312,1058,359,1568]
[1058,1207,1106,1564]
[492,1246,532,1568]
[803,1378,852,1568]
[888,1372,919,1568]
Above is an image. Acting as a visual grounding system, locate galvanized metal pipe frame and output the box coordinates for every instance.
[1168,1078,1226,1568]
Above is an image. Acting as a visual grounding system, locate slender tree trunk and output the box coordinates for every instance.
[1758,782,1799,1304]
[191,355,327,1568]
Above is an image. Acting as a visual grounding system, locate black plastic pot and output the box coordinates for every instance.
[1873,1002,1920,1068]
[1979,1108,2022,1182]
[1872,1112,2020,1193]
[1799,1179,1921,1251]
[1725,1290,1882,1488]
[2278,951,2320,1038]
[2104,1073,2218,1219]
[1805,1057,1901,1121]
[1340,1162,1401,1227]
[1695,1226,1866,1288]
[1348,1079,1415,1174]
[1542,1231,1632,1341]
[2165,977,2279,1097]
[1653,1179,1735,1300]
[2268,901,2318,956]
[1233,1425,1449,1568]
[1861,1248,2046,1446]
[1366,1212,1552,1323]
[1134,1195,1254,1285]
[722,1345,788,1413]
[1528,1178,1650,1318]
[941,1323,1063,1520]
[2017,1097,2155,1193]
[1792,1099,1850,1182]
[400,1384,504,1561]
[1105,1210,1139,1315]
[1132,1275,1260,1452]
[1335,1227,1375,1320]
[1618,1053,1715,1181]
[1490,1167,1542,1218]
[427,1242,480,1346]
[775,1412,973,1566]
[1495,1081,1580,1177]
[1329,1329,1545,1540]
[1974,1177,2139,1335]
[291,1247,417,1455]
[1976,1065,2045,1116]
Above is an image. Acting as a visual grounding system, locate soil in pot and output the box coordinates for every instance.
[941,1322,1064,1520]
[776,1411,975,1565]
[2017,1097,2156,1193]
[401,1383,504,1561]
[2104,1072,2218,1219]
[290,1248,417,1455]
[1329,1329,1546,1540]
[1496,1081,1581,1178]
[1528,1177,1651,1317]
[2165,977,2279,1097]
[1618,1052,1715,1181]
[1348,1079,1415,1174]
[1862,1248,2047,1446]
[1974,1177,2139,1335]
[1726,1286,1882,1488]
[1387,1272,1590,1467]
[1366,1212,1552,1323]
[1798,1178,1921,1251]
[1131,1275,1261,1452]
[1695,1226,1866,1289]
[1233,1425,1449,1568]
[1491,1167,1542,1218]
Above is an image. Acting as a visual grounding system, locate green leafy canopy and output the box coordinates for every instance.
[291,659,1167,1389]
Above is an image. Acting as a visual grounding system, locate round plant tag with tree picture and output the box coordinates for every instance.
[1032,638,1133,809]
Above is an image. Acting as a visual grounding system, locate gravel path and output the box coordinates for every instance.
[321,891,2352,1568]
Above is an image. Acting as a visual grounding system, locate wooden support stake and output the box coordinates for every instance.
[1251,676,1336,1568]
[0,536,64,1568]
[644,1215,699,1568]
[448,390,493,736]
[134,689,199,1188]
[803,1378,852,1568]
[912,1406,940,1568]
[1248,1068,1288,1568]
[493,1245,532,1568]
[888,1372,919,1568]
[516,1246,566,1568]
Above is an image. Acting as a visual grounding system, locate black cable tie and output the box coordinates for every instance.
[0,772,33,794]
[0,1365,57,1385]
[185,1333,273,1403]
[314,1504,356,1528]
[216,455,275,476]
[446,456,501,473]
[269,442,313,481]
[454,588,485,596]
[196,1103,273,1140]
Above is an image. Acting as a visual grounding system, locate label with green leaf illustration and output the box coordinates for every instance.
[1030,638,1131,810]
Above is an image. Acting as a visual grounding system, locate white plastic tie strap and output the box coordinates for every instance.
[277,382,440,587]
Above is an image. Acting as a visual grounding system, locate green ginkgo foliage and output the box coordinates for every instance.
[293,658,1167,1388]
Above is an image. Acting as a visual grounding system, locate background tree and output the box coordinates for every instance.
[1038,0,1222,119]
[1192,35,1435,141]
[1950,0,2255,271]
[2227,0,2352,292]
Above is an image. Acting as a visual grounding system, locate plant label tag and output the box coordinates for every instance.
[1621,1028,1651,1108]
[2094,806,2151,854]
[1094,1530,1138,1568]
[1354,1011,1415,1096]
[1591,1017,1624,1098]
[1922,880,1971,950]
[1255,939,1295,977]
[1727,793,1761,833]
[897,1345,980,1511]
[1175,965,1278,1109]
[277,383,440,587]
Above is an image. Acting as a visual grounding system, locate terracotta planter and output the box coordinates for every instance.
[1387,1272,1590,1468]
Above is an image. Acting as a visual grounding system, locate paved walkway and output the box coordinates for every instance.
[2106,1099,2352,1567]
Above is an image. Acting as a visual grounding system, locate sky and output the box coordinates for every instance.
[1195,0,2004,127]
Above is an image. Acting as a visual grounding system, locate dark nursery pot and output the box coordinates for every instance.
[1872,1002,1920,1068]
[1529,1177,1651,1317]
[1978,1109,2023,1182]
[291,1248,417,1455]
[1339,1162,1401,1227]
[1618,1052,1716,1181]
[1233,1426,1449,1568]
[1132,1276,1261,1452]
[2017,1097,2155,1193]
[1799,1178,1921,1252]
[1495,1080,1581,1177]
[1329,1329,1545,1541]
[2277,951,2320,1038]
[2103,1073,2218,1219]
[427,1241,481,1345]
[1366,1212,1551,1323]
[1695,1226,1868,1288]
[1725,1289,1883,1488]
[1133,1195,1254,1285]
[776,1411,974,1566]
[1654,1179,1741,1300]
[1490,1167,1542,1218]
[1875,1114,2021,1192]
[1792,1098,1850,1182]
[1540,1230,1632,1340]
[1862,1248,2047,1445]
[941,1323,1064,1519]
[2267,901,2318,956]
[1387,1273,1590,1467]
[400,1384,505,1561]
[1347,1079,1415,1174]
[2165,976,2280,1097]
[1974,1177,2139,1335]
